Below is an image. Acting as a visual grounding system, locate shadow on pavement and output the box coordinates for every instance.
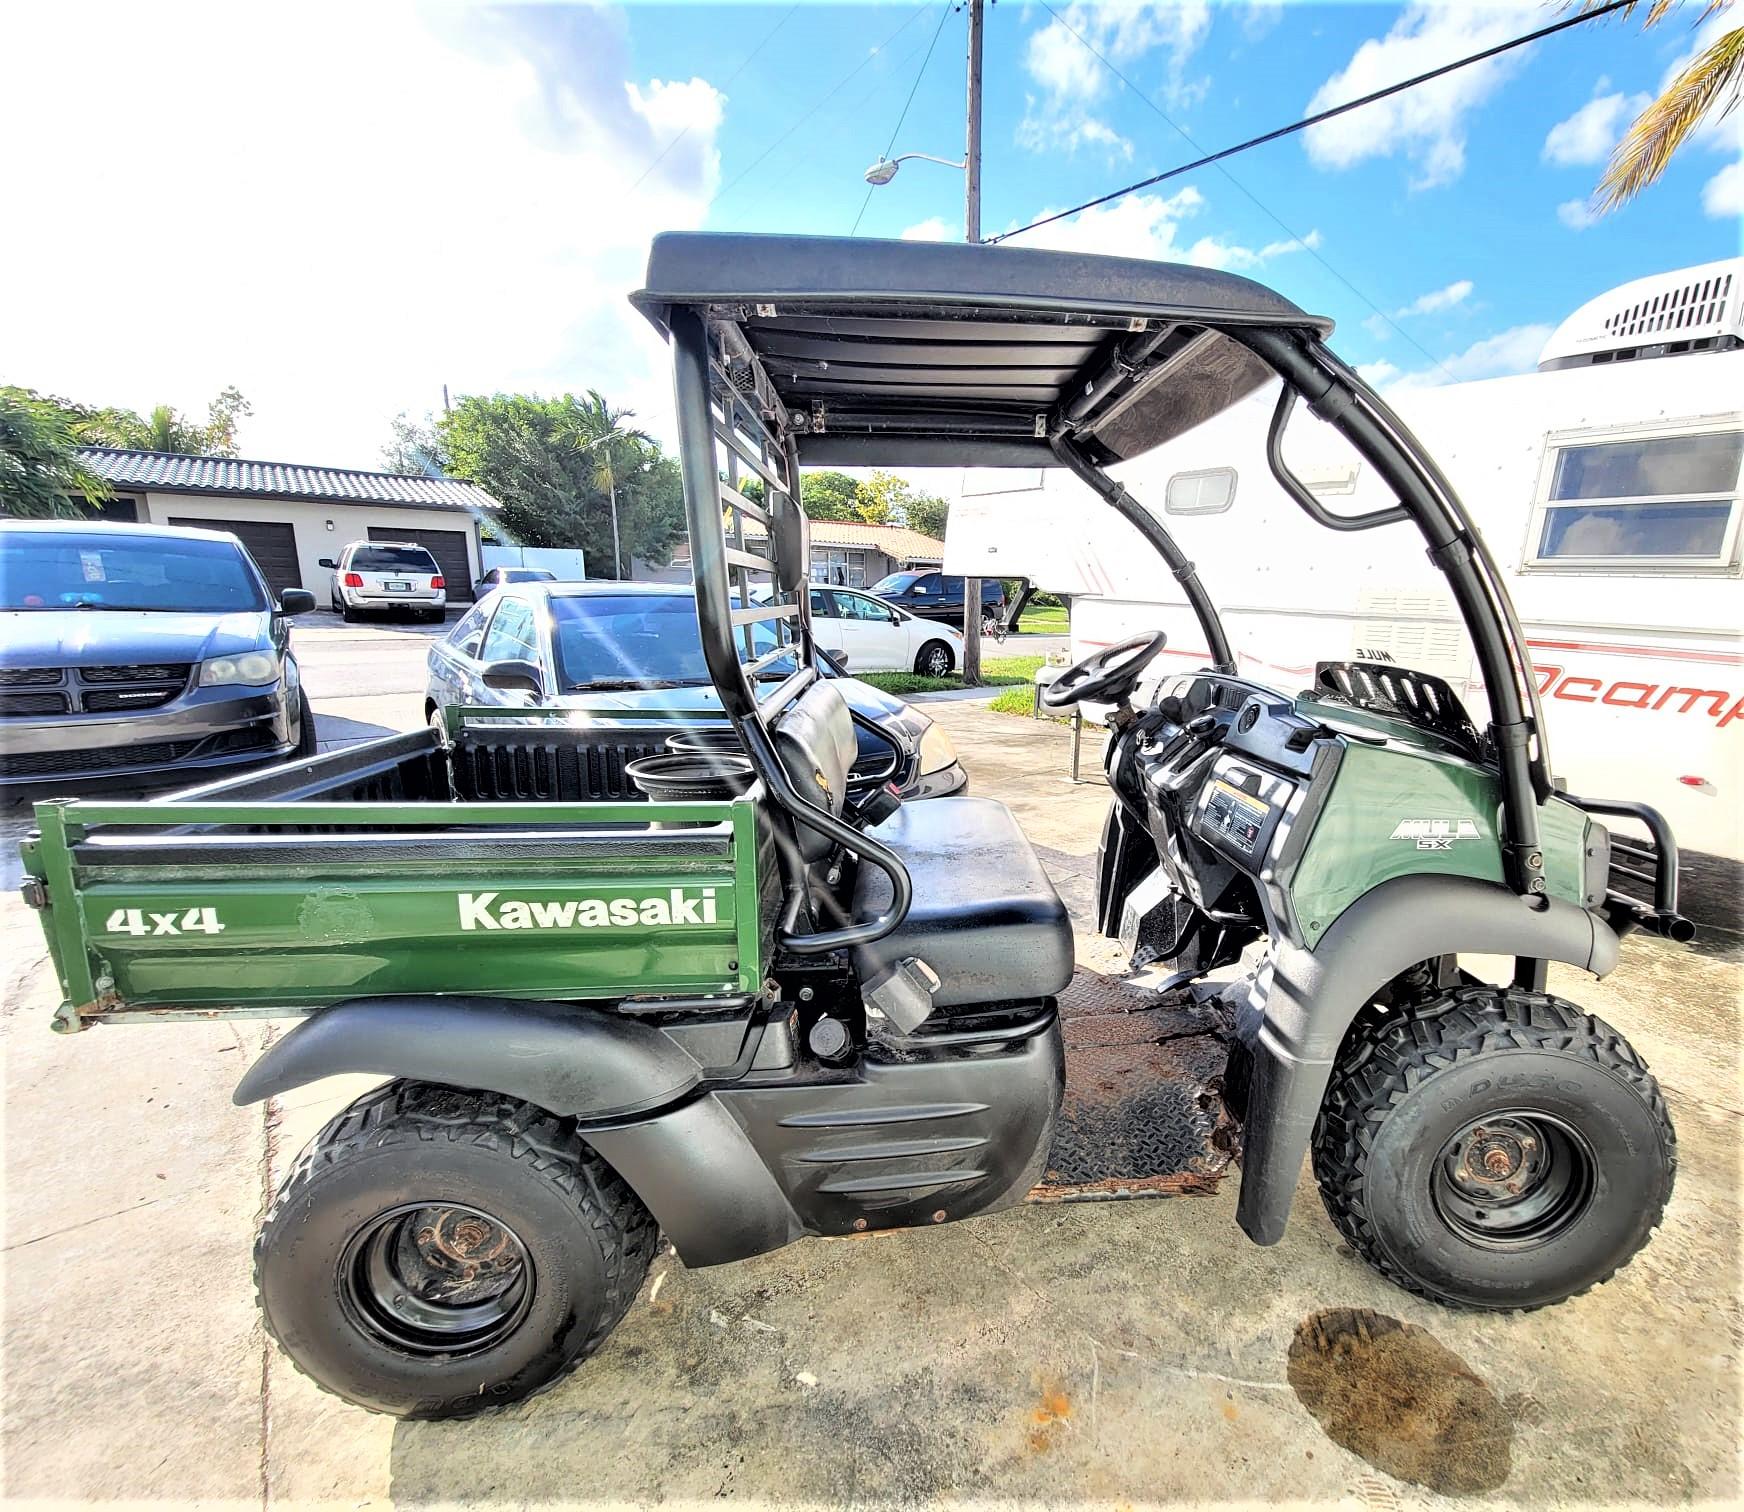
[314,712,400,749]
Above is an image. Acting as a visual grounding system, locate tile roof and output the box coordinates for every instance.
[77,448,500,513]
[745,517,945,560]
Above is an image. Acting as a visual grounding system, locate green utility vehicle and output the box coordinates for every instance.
[20,234,1692,1419]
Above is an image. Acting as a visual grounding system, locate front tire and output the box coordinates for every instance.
[915,641,954,678]
[294,695,318,758]
[1312,986,1675,1312]
[255,1081,656,1418]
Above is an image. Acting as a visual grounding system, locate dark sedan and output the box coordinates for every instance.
[426,582,968,800]
[0,521,317,788]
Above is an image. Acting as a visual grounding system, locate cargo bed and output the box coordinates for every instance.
[20,712,773,1032]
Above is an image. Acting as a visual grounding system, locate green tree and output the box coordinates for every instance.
[437,392,685,573]
[0,387,112,518]
[79,386,253,456]
[795,469,862,521]
[1585,0,1743,212]
[902,490,949,541]
[381,412,447,476]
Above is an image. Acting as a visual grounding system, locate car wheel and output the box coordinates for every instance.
[340,601,359,623]
[915,641,954,678]
[255,1081,656,1418]
[295,696,319,758]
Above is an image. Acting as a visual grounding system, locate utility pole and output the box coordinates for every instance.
[961,0,986,684]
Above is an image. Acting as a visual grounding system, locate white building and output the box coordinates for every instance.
[75,449,496,602]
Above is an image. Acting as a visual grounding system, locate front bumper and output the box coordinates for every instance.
[0,687,294,787]
[905,761,968,800]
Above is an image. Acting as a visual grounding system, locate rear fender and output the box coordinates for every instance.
[235,996,805,1264]
[1235,874,1618,1246]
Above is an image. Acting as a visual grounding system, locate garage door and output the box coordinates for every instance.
[368,525,474,602]
[168,517,301,598]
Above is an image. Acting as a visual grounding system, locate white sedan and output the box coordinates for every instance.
[806,585,965,676]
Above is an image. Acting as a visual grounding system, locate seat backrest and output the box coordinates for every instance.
[771,679,858,858]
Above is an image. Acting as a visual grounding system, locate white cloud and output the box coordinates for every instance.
[0,1,723,468]
[1303,2,1539,190]
[1019,1,1212,158]
[1397,278,1473,317]
[1241,1,1287,43]
[1374,322,1556,389]
[1363,314,1393,341]
[1557,197,1601,231]
[1357,359,1402,386]
[1542,87,1650,167]
[900,217,955,242]
[1703,158,1744,219]
[1013,187,1320,276]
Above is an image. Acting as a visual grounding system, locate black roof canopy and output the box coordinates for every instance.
[632,232,1334,467]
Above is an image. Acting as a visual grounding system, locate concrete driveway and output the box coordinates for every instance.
[2,630,1739,1507]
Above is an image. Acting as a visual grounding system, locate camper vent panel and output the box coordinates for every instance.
[1355,591,1466,677]
[1602,271,1733,339]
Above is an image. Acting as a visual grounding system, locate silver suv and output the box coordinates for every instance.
[322,541,446,623]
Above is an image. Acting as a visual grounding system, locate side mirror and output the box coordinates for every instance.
[823,649,849,668]
[316,557,336,569]
[482,659,546,698]
[278,589,317,615]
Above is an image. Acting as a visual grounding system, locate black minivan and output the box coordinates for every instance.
[867,571,1005,626]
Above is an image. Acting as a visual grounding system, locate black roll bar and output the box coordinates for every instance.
[1234,327,1549,899]
[668,307,913,955]
[1266,386,1409,532]
[1050,434,1237,675]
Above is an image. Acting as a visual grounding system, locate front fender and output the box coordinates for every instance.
[1236,875,1619,1246]
[233,996,705,1119]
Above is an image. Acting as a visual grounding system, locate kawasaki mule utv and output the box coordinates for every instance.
[20,233,1692,1419]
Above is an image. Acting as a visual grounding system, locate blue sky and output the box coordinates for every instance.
[2,1,1737,466]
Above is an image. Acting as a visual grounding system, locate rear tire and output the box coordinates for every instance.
[340,601,359,623]
[255,1081,656,1418]
[1312,986,1675,1311]
[915,641,954,678]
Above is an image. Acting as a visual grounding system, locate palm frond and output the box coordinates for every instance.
[1597,20,1744,208]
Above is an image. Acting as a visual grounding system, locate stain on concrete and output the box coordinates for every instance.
[1287,1307,1512,1495]
[1026,1380,1072,1452]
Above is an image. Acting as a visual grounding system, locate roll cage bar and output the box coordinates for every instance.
[637,233,1561,952]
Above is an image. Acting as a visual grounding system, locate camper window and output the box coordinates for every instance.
[1526,424,1742,572]
[1165,467,1237,515]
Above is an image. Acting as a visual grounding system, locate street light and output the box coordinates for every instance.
[863,152,968,187]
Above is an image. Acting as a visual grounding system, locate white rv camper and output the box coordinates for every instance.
[948,259,1744,877]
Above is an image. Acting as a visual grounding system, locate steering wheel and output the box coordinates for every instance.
[1039,631,1169,709]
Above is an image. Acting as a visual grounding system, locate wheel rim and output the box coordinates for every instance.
[338,1203,533,1357]
[1431,1111,1596,1250]
[923,647,949,676]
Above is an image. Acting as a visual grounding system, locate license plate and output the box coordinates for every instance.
[386,581,410,592]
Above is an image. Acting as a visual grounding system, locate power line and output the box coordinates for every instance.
[988,0,1636,245]
[851,0,956,235]
[1029,0,1454,378]
[714,1,936,208]
[629,4,800,194]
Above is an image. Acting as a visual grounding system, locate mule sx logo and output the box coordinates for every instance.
[1389,817,1482,851]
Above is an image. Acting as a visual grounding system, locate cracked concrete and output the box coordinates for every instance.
[1,624,1738,1508]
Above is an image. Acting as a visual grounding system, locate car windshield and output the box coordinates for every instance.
[0,531,267,613]
[870,571,923,594]
[352,546,436,572]
[549,594,789,690]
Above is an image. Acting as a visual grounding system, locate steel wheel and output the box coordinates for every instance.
[1431,1112,1596,1250]
[338,1203,533,1358]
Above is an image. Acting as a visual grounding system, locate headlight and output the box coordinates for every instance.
[918,721,958,776]
[198,650,281,687]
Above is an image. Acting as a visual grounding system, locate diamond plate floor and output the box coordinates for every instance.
[1029,968,1236,1202]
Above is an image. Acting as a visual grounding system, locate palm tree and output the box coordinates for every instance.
[1586,0,1742,212]
[558,391,653,579]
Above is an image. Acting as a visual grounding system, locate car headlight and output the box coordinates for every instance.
[918,721,958,776]
[198,650,281,687]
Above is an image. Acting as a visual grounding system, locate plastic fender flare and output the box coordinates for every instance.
[232,996,704,1117]
[233,996,805,1266]
[1235,874,1619,1247]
